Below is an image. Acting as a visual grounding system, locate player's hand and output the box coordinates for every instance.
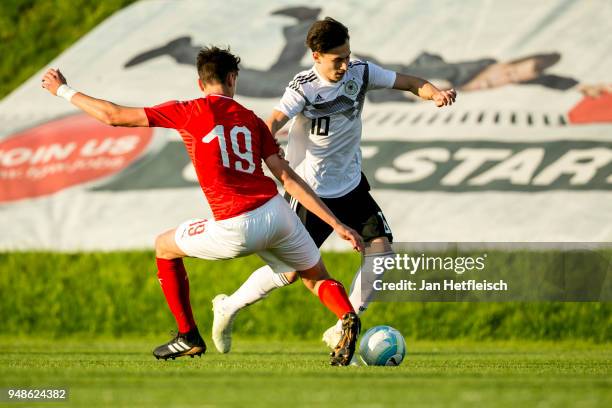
[579,83,612,98]
[278,147,288,162]
[334,223,364,252]
[41,68,67,96]
[432,88,456,107]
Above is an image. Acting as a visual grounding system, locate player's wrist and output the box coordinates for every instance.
[56,84,77,101]
[330,219,342,230]
[426,82,439,100]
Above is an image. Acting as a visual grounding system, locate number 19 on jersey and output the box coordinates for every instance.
[202,125,256,174]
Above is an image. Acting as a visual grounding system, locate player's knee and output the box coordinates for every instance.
[155,231,176,259]
[154,234,167,258]
[366,236,393,255]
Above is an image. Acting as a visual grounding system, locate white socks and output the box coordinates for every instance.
[349,267,367,315]
[335,251,396,331]
[223,265,291,314]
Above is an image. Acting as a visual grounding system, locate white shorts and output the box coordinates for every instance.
[174,194,320,273]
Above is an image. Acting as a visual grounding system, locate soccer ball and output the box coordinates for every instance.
[359,325,406,366]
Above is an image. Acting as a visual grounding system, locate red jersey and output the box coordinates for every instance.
[144,95,280,220]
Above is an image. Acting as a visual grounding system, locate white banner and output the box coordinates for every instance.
[0,0,611,250]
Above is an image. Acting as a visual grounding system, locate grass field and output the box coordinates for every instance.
[1,253,609,407]
[1,337,610,407]
[2,252,610,342]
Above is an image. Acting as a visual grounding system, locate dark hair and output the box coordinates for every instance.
[306,17,349,53]
[196,46,241,84]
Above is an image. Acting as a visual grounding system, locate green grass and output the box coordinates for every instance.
[0,338,610,407]
[0,0,137,98]
[1,251,610,341]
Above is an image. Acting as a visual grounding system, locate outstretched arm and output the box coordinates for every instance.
[42,68,148,127]
[393,73,457,107]
[264,153,364,252]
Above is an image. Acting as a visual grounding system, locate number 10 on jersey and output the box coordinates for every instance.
[311,116,330,136]
[202,125,256,174]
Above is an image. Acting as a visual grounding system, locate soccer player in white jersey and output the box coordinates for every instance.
[212,18,456,354]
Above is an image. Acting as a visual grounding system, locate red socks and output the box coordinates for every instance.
[317,279,354,319]
[156,258,196,333]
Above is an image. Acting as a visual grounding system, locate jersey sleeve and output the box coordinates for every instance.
[257,118,281,159]
[144,100,194,129]
[367,61,397,90]
[274,87,306,119]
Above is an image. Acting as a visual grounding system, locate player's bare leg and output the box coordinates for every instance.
[153,229,206,360]
[298,259,360,366]
[461,54,560,92]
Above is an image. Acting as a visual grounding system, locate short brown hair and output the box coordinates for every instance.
[196,46,241,84]
[306,17,349,53]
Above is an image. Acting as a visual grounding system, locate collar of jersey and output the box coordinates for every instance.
[206,93,234,100]
[312,65,343,87]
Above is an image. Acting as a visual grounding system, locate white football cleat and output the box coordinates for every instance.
[322,323,342,349]
[211,294,237,354]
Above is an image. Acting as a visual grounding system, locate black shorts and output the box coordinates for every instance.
[284,173,393,248]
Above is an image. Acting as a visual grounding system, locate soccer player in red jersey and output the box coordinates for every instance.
[41,46,363,366]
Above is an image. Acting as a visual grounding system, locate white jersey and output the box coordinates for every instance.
[276,60,396,198]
